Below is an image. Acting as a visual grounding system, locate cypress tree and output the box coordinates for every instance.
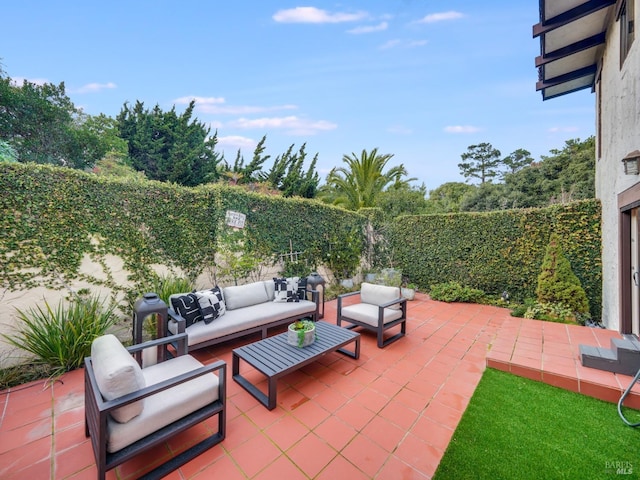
[536,232,590,315]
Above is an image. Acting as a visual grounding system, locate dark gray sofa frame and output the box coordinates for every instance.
[167,289,319,352]
[84,333,226,480]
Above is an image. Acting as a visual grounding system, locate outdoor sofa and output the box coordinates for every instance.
[167,277,319,351]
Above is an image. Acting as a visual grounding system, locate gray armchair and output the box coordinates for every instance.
[84,333,226,480]
[337,282,407,347]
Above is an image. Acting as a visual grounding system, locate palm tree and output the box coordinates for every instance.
[322,148,414,210]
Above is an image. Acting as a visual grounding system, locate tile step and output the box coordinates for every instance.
[580,344,640,376]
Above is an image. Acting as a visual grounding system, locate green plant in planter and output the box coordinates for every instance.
[289,319,316,347]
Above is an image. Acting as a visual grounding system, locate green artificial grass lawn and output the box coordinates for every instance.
[434,368,640,480]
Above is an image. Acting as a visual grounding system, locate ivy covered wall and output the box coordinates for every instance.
[388,200,602,320]
[0,163,602,323]
[0,163,366,295]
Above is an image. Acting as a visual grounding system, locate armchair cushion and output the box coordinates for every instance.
[360,282,401,306]
[90,334,146,423]
[340,303,403,326]
[106,355,220,453]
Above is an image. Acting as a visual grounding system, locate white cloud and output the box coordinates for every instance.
[407,40,428,48]
[273,7,368,24]
[228,115,337,135]
[10,76,49,86]
[347,22,388,34]
[175,96,297,115]
[380,39,427,50]
[444,125,482,134]
[417,11,464,24]
[202,104,297,115]
[387,125,413,135]
[380,39,402,50]
[548,126,580,133]
[217,135,256,150]
[74,82,117,94]
[174,95,225,105]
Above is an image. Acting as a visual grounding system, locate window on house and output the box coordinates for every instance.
[620,0,635,66]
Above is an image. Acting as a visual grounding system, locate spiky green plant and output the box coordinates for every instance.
[3,294,118,378]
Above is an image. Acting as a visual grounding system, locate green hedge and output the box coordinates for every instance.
[388,200,602,320]
[0,163,603,321]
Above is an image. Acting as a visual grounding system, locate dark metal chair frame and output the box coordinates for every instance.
[84,333,226,480]
[337,290,407,348]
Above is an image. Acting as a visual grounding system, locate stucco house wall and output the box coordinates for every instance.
[595,0,640,330]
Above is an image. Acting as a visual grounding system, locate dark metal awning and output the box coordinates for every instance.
[534,0,616,100]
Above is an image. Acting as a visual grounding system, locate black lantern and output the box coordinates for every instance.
[306,272,326,319]
[133,293,168,365]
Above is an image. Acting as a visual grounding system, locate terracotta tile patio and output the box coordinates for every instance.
[1,294,639,479]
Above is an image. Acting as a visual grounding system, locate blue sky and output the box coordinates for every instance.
[3,1,595,191]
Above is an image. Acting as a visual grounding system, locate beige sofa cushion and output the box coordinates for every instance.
[170,299,316,346]
[90,334,146,423]
[223,282,269,310]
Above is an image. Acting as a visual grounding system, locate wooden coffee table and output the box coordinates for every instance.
[232,321,360,410]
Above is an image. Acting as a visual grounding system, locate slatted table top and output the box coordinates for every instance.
[232,321,360,409]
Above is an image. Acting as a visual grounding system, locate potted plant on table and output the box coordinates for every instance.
[287,319,316,348]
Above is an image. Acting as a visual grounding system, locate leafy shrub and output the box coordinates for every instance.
[325,228,363,281]
[373,268,403,287]
[536,232,590,315]
[2,294,118,377]
[281,258,310,278]
[387,200,602,321]
[128,273,194,307]
[524,302,577,324]
[429,281,485,303]
[324,281,358,301]
[510,298,537,318]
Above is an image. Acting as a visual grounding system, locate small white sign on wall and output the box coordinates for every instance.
[225,210,246,228]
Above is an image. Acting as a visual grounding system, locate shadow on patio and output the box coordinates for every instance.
[1,294,638,479]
